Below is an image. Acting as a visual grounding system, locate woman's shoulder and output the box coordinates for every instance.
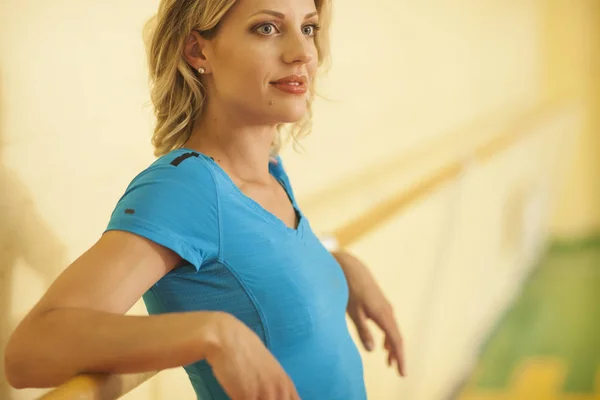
[112,149,219,206]
[150,148,214,171]
[132,148,216,185]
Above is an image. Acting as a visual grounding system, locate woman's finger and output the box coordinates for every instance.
[371,307,406,376]
[350,306,375,351]
[390,334,406,376]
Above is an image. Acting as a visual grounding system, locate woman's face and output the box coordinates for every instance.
[197,0,320,125]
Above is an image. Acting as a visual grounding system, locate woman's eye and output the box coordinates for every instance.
[302,25,314,36]
[256,23,278,35]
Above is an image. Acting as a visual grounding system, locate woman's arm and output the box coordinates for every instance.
[5,230,300,400]
[4,230,220,388]
[330,247,406,377]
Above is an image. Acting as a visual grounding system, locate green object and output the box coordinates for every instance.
[463,237,600,393]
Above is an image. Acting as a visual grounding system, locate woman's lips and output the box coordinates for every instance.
[270,75,308,95]
[270,81,307,95]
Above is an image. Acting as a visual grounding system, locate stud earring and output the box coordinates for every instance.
[197,67,205,74]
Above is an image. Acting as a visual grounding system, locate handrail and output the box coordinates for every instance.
[37,371,158,400]
[36,97,572,400]
[332,98,569,247]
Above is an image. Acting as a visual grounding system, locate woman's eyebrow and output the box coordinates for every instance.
[250,10,318,20]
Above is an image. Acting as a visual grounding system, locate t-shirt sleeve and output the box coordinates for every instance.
[105,162,219,271]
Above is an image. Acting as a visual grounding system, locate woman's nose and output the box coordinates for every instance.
[281,31,315,65]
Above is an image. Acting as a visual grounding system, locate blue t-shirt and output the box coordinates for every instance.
[105,149,366,400]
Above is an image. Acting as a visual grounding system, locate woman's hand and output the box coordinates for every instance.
[332,250,406,377]
[202,312,300,400]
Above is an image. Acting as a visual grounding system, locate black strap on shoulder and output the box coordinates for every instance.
[170,152,199,167]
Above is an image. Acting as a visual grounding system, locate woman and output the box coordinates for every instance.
[4,0,405,398]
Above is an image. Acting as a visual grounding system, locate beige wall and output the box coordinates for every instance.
[0,1,591,399]
[547,0,600,238]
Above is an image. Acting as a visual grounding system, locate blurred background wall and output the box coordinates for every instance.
[0,0,597,399]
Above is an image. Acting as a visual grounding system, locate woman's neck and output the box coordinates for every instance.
[185,106,278,185]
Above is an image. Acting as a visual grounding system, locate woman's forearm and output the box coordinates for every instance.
[4,308,225,388]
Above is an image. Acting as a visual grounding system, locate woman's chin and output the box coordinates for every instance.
[274,105,308,124]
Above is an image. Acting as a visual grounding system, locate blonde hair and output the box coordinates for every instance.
[144,0,332,157]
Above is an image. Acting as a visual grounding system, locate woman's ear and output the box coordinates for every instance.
[183,30,211,74]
